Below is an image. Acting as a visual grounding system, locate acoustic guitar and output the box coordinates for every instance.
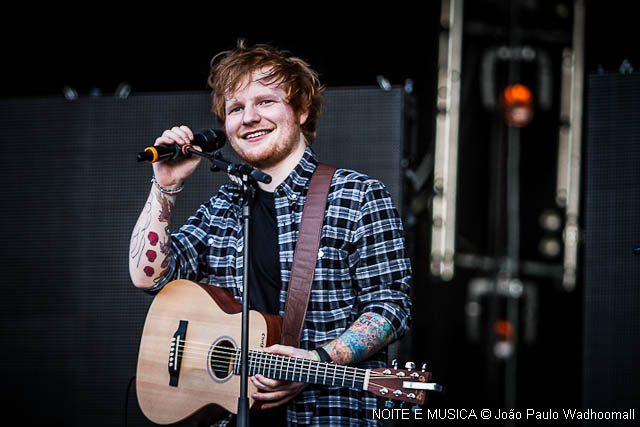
[136,279,440,425]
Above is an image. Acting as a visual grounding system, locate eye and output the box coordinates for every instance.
[258,99,275,106]
[228,105,243,114]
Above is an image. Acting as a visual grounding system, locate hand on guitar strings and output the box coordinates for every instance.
[250,344,316,409]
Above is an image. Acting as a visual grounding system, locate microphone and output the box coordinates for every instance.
[136,128,227,163]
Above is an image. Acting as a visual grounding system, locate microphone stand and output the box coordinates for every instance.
[188,148,271,427]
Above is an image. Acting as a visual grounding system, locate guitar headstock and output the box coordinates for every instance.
[368,362,442,406]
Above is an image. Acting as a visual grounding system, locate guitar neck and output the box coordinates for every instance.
[232,349,370,390]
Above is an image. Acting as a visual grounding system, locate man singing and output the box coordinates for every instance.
[129,41,412,426]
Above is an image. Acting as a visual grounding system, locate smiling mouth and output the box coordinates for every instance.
[243,129,273,140]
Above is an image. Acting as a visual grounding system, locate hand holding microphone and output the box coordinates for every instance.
[137,127,227,163]
[138,125,270,188]
[140,126,226,191]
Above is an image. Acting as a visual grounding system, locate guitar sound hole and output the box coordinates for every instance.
[210,339,235,379]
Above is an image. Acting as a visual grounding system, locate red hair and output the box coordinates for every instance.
[208,40,325,144]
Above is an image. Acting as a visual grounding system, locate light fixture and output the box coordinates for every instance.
[115,82,131,99]
[376,75,391,91]
[62,86,78,101]
[500,83,534,127]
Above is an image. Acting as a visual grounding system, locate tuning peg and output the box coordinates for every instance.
[405,361,416,371]
[384,399,395,409]
[392,359,398,369]
[421,362,428,372]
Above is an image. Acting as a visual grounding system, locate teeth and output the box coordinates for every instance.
[246,130,270,139]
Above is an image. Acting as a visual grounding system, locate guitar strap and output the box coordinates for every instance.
[280,163,337,347]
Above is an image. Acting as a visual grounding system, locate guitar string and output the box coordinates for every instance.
[168,345,419,395]
[176,343,387,380]
[174,343,355,373]
[166,336,396,380]
[182,346,389,381]
[167,344,387,380]
[179,349,373,382]
[168,338,395,378]
[170,356,370,388]
[176,351,418,399]
[170,348,420,399]
[168,349,418,399]
[166,345,421,400]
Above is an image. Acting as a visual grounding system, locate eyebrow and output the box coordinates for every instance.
[226,93,282,106]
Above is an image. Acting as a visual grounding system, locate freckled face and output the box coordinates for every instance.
[224,71,308,170]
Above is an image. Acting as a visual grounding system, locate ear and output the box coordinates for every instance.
[298,109,309,126]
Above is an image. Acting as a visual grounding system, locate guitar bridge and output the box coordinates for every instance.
[169,320,188,387]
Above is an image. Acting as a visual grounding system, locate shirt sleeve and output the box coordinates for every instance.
[146,201,213,293]
[351,179,412,340]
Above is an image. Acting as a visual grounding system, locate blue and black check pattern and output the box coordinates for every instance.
[151,147,412,426]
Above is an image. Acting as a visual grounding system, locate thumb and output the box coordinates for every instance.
[264,344,294,355]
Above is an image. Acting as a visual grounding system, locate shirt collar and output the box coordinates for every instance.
[276,146,318,201]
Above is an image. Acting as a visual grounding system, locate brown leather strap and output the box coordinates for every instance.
[281,163,336,347]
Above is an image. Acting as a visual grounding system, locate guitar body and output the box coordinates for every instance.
[136,280,440,425]
[136,279,282,425]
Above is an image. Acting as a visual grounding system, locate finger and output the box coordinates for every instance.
[179,125,194,141]
[154,135,177,147]
[264,344,281,353]
[160,129,188,146]
[171,126,192,144]
[156,130,182,146]
[253,383,307,408]
[260,395,297,410]
[251,374,283,391]
[252,387,294,402]
[264,344,295,356]
[264,344,315,360]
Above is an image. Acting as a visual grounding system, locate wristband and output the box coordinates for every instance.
[315,346,333,363]
[151,176,184,195]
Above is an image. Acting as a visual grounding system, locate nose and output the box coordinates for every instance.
[242,105,260,125]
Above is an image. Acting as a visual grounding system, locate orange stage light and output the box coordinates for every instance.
[494,320,514,340]
[501,84,534,127]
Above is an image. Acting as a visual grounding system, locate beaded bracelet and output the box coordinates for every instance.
[151,176,184,195]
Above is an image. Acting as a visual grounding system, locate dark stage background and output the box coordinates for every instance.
[0,88,410,426]
[1,1,638,426]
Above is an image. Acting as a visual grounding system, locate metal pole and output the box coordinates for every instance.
[237,182,255,427]
[431,0,464,281]
[562,0,586,291]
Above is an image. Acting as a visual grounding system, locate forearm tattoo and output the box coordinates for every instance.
[154,228,171,282]
[322,312,393,365]
[157,193,173,223]
[130,200,152,267]
[131,190,174,281]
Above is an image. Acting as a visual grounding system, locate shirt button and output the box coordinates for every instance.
[318,249,324,258]
[207,238,214,245]
[289,193,298,200]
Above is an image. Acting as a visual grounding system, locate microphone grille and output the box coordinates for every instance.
[194,128,227,151]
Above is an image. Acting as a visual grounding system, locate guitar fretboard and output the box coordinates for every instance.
[231,349,369,390]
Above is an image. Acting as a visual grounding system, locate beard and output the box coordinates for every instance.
[230,124,303,170]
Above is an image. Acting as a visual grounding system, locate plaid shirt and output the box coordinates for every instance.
[151,147,412,426]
